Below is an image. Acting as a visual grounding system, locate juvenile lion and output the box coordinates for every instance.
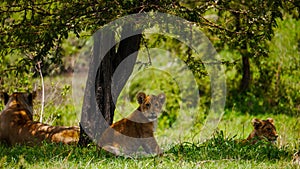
[0,92,79,145]
[246,118,278,144]
[292,151,300,166]
[99,92,166,156]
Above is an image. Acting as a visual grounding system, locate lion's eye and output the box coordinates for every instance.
[267,128,272,132]
[145,103,151,108]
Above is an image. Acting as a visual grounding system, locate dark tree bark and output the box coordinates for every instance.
[240,53,251,92]
[78,25,142,146]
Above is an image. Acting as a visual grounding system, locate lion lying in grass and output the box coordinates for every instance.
[293,151,300,166]
[99,92,166,156]
[0,92,79,145]
[246,118,278,144]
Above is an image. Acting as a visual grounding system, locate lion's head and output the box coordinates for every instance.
[293,151,300,166]
[250,118,278,142]
[137,92,166,122]
[1,92,36,120]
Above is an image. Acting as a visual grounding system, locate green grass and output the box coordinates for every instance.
[0,109,299,169]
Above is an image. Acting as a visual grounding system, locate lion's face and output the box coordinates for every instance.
[251,118,278,142]
[137,92,166,121]
[1,92,36,119]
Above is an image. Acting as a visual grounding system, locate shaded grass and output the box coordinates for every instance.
[0,130,297,169]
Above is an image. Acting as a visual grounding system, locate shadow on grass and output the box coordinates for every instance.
[0,143,114,166]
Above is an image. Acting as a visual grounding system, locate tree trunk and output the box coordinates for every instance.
[78,25,142,146]
[240,52,251,92]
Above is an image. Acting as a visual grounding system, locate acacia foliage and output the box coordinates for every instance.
[1,0,298,68]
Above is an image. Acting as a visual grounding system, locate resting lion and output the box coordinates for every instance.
[293,151,300,166]
[246,118,278,144]
[99,92,166,156]
[0,92,79,145]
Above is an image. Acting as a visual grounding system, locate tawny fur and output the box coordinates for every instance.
[99,92,166,156]
[292,151,300,166]
[246,118,278,144]
[0,92,79,145]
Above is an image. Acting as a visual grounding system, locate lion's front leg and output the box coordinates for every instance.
[141,137,162,155]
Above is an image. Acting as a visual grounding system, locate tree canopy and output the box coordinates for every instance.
[0,0,299,114]
[1,0,298,84]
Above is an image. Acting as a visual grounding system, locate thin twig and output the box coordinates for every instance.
[36,61,45,123]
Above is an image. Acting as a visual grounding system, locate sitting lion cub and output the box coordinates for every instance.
[99,92,166,156]
[0,92,79,145]
[246,118,278,144]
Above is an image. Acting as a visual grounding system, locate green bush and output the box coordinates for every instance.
[225,16,300,116]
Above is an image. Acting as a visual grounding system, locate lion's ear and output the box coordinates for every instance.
[31,91,37,100]
[137,92,146,104]
[28,91,37,105]
[0,92,9,105]
[158,93,166,104]
[252,118,262,129]
[266,118,274,125]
